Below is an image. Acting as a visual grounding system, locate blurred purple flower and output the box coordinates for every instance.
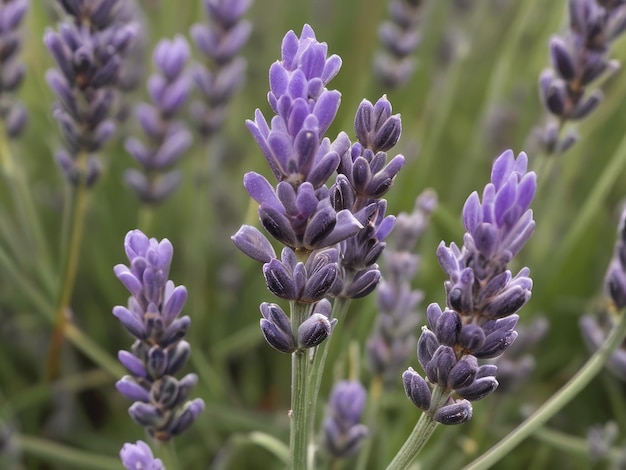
[125,35,192,204]
[368,190,436,384]
[45,0,138,186]
[113,229,204,441]
[190,0,252,137]
[120,440,164,470]
[0,0,28,138]
[323,380,368,458]
[374,0,424,89]
[537,0,626,153]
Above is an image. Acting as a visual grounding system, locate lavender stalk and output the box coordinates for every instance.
[114,230,205,468]
[44,0,138,379]
[388,150,537,468]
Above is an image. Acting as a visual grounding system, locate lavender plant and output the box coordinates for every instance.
[124,35,192,204]
[374,0,424,89]
[392,149,536,466]
[538,0,626,154]
[44,0,139,379]
[6,2,626,469]
[0,0,28,138]
[322,380,368,459]
[232,24,405,469]
[190,0,252,138]
[113,229,204,443]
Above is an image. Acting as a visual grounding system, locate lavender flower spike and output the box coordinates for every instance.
[120,440,164,470]
[45,0,137,186]
[323,380,368,458]
[241,24,363,253]
[125,36,192,204]
[403,150,536,424]
[374,0,425,89]
[190,0,252,137]
[0,0,28,138]
[537,0,626,153]
[113,229,204,440]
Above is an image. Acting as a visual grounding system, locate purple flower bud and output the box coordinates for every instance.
[550,37,577,81]
[128,402,164,428]
[260,302,296,353]
[417,327,439,370]
[402,367,431,411]
[425,345,456,387]
[456,375,499,401]
[118,350,147,378]
[168,398,205,437]
[434,309,461,347]
[448,355,479,390]
[298,313,333,348]
[433,399,473,425]
[231,225,276,263]
[120,441,164,470]
[116,376,150,403]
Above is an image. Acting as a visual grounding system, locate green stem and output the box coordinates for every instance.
[16,434,121,470]
[305,297,351,468]
[385,385,448,470]
[156,439,180,470]
[46,166,91,380]
[290,348,310,470]
[463,309,626,470]
[290,301,314,470]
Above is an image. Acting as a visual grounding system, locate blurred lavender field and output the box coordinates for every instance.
[2,0,626,469]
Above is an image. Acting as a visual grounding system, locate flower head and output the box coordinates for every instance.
[120,440,164,470]
[113,230,204,441]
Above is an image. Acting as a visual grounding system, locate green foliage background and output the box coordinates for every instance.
[1,0,626,468]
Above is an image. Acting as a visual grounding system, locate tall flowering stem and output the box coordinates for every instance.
[44,0,138,379]
[113,230,204,465]
[389,150,537,469]
[232,25,405,469]
[125,35,192,208]
[190,0,252,139]
[538,0,626,154]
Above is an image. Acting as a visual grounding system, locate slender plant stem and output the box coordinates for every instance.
[156,439,180,470]
[304,297,351,468]
[290,300,314,470]
[16,434,121,470]
[385,385,448,470]
[463,309,626,470]
[46,151,91,380]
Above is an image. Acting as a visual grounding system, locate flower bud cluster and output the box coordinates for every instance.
[190,0,252,138]
[113,230,204,441]
[45,0,138,186]
[125,36,192,204]
[367,190,436,384]
[374,0,424,89]
[322,380,368,458]
[403,150,536,424]
[538,0,626,154]
[331,96,405,299]
[234,25,406,353]
[0,0,28,138]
